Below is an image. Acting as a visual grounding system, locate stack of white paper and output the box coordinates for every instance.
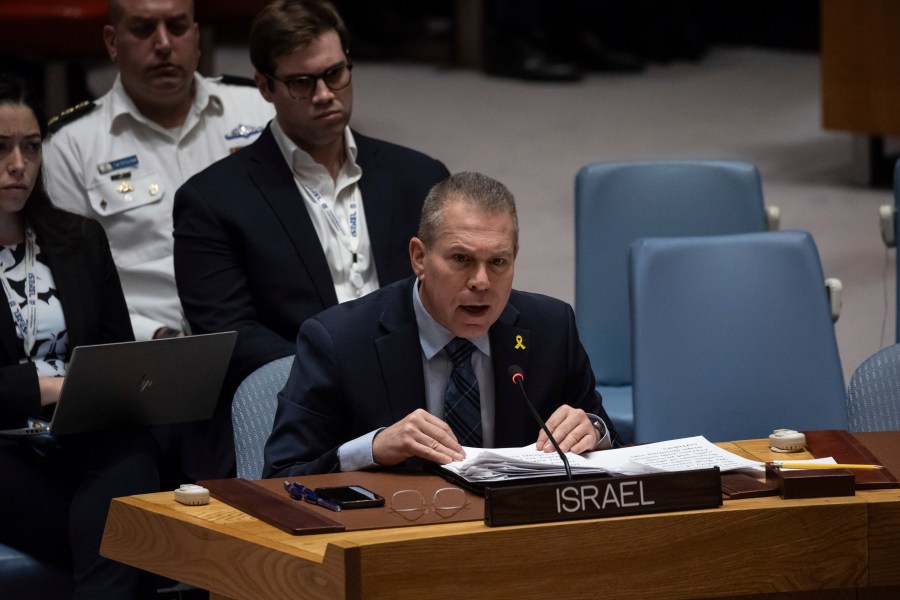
[442,436,764,483]
[447,446,603,482]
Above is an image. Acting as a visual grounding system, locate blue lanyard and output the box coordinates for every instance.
[298,179,365,290]
[0,227,38,359]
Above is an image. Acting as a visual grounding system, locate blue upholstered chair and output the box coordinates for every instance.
[847,344,900,431]
[574,160,776,443]
[0,543,72,600]
[628,230,848,444]
[232,355,294,479]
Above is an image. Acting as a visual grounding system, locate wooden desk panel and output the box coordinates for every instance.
[352,500,867,600]
[861,488,900,588]
[103,496,352,599]
[104,490,872,600]
[102,434,900,599]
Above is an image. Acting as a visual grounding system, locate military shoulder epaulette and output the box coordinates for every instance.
[47,100,97,134]
[217,74,256,87]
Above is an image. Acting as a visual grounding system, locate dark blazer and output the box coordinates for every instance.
[173,126,450,397]
[0,218,134,428]
[263,277,618,477]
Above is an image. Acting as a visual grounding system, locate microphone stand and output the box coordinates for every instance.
[509,366,573,480]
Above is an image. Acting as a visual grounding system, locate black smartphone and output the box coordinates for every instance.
[314,485,385,509]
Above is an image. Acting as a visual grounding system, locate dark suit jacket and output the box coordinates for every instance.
[263,277,618,477]
[0,218,134,429]
[173,126,450,397]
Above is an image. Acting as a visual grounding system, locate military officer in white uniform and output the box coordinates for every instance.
[43,0,274,341]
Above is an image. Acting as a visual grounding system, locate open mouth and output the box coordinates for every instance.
[461,305,489,315]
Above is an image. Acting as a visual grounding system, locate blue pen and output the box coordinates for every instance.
[283,480,303,500]
[311,495,342,512]
[283,481,341,512]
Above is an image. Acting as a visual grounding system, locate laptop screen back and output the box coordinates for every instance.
[48,331,236,435]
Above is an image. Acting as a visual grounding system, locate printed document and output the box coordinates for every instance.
[442,436,763,483]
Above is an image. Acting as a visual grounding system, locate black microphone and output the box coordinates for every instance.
[507,365,572,480]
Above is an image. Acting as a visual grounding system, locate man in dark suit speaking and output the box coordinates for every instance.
[265,172,618,477]
[173,0,449,400]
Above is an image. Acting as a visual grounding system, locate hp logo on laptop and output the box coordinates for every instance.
[137,376,153,394]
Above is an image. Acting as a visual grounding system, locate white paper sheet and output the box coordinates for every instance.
[442,436,763,482]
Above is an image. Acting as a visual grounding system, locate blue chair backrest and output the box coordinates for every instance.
[629,230,848,443]
[575,160,768,387]
[232,355,294,479]
[847,343,900,431]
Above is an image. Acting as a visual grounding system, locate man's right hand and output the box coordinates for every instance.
[372,408,466,466]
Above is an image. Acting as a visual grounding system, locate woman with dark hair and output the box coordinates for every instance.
[0,73,159,599]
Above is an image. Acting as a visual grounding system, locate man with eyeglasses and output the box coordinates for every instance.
[43,0,274,343]
[172,0,449,477]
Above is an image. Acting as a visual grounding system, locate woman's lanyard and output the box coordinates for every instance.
[0,227,38,360]
[299,180,365,290]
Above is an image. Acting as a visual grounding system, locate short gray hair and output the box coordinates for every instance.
[418,172,519,249]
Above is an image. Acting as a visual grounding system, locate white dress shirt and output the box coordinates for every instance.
[269,120,379,302]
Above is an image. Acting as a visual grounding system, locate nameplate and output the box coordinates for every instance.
[483,468,722,527]
[764,465,856,499]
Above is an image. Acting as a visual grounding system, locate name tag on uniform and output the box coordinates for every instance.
[98,155,139,174]
[225,123,264,140]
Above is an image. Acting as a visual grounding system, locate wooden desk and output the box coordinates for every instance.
[102,436,900,600]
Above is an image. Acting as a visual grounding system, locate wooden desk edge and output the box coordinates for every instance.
[102,495,367,600]
[100,436,900,599]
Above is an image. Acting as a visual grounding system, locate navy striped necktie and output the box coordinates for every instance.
[444,337,483,447]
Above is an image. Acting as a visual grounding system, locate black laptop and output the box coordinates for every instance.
[0,331,236,437]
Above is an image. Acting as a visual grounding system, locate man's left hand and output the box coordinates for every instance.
[535,405,597,454]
